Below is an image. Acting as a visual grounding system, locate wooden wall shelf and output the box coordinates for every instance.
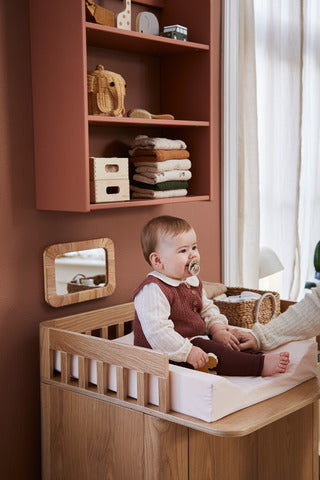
[88,116,210,127]
[86,23,209,54]
[29,0,220,212]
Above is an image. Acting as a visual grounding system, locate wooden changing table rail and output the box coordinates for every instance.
[40,302,170,413]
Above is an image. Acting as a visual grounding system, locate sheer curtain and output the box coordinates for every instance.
[238,0,320,300]
[238,0,260,289]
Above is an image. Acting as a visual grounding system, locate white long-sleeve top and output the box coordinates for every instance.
[134,271,228,362]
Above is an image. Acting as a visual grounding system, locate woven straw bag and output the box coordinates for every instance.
[214,287,280,329]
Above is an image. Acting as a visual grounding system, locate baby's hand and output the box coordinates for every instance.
[233,329,259,351]
[187,345,208,369]
[209,324,240,351]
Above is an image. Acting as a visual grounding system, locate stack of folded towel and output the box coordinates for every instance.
[129,135,192,199]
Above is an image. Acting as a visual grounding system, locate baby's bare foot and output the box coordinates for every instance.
[261,352,290,377]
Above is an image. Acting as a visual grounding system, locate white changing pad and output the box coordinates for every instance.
[54,333,318,422]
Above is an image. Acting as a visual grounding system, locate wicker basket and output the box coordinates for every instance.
[67,274,106,293]
[214,287,280,329]
[87,65,126,117]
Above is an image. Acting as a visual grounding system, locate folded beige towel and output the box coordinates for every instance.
[133,170,192,184]
[202,281,228,299]
[130,149,190,162]
[130,135,187,151]
[131,186,188,198]
[134,159,192,172]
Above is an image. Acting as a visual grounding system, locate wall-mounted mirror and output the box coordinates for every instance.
[43,238,115,307]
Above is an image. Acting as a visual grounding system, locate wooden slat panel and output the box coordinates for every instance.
[96,361,108,394]
[78,356,88,389]
[116,323,124,338]
[137,372,149,407]
[60,352,71,384]
[101,326,109,339]
[49,328,169,377]
[158,377,170,413]
[116,366,128,400]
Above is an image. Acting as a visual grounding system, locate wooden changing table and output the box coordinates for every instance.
[40,302,320,480]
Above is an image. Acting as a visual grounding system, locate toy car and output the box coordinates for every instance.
[159,24,188,41]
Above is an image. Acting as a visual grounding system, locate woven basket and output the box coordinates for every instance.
[214,287,280,329]
[67,274,106,293]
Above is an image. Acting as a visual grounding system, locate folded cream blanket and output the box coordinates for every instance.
[130,135,187,151]
[131,186,188,198]
[130,149,190,162]
[133,170,192,184]
[134,159,192,172]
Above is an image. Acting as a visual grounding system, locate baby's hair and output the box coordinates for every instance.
[141,215,193,265]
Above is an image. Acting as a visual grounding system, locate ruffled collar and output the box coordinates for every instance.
[148,270,200,287]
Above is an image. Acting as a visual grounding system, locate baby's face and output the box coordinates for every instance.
[153,228,200,281]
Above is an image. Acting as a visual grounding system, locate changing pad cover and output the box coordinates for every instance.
[54,333,318,422]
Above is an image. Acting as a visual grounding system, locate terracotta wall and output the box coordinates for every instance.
[0,1,221,477]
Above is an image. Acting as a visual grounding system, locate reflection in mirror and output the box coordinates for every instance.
[43,238,115,307]
[55,248,106,295]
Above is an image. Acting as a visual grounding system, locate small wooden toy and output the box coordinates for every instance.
[116,0,131,30]
[136,12,159,35]
[159,24,188,41]
[196,353,218,373]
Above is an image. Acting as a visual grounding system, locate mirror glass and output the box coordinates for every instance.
[55,248,106,295]
[43,238,115,307]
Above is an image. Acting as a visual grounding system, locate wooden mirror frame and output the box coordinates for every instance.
[43,238,115,307]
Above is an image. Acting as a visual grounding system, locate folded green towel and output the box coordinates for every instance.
[131,180,188,191]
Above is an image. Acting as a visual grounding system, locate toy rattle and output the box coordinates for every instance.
[196,352,218,373]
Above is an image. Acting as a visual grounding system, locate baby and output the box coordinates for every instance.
[133,215,290,376]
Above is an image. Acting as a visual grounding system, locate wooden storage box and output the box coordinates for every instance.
[90,179,130,203]
[90,157,129,180]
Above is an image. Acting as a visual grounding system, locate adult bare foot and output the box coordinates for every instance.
[261,352,290,376]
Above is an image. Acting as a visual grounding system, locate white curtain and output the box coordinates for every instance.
[239,0,320,300]
[238,0,260,289]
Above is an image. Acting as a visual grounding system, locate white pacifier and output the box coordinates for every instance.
[188,258,200,276]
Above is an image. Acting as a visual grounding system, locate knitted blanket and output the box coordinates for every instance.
[133,170,192,185]
[134,159,192,172]
[130,149,190,162]
[131,180,188,191]
[130,135,187,151]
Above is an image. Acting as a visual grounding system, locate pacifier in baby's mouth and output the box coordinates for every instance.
[188,258,200,276]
